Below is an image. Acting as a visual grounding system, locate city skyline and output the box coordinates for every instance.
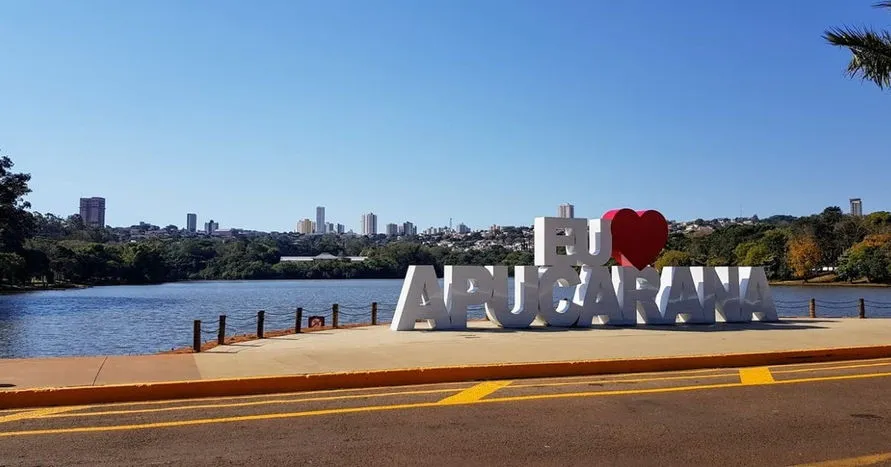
[5,2,889,232]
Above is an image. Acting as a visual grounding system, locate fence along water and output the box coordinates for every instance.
[188,297,890,352]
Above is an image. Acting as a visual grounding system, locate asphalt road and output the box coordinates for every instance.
[3,359,891,466]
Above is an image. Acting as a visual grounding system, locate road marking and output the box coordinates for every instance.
[4,370,891,438]
[437,381,512,404]
[739,367,775,385]
[509,372,735,389]
[773,361,891,375]
[43,388,461,418]
[791,451,891,466]
[0,407,77,424]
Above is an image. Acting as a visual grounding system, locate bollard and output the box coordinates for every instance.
[193,320,201,353]
[296,307,303,333]
[859,298,866,319]
[809,298,816,318]
[333,304,339,328]
[257,310,265,338]
[218,315,227,345]
[371,302,378,326]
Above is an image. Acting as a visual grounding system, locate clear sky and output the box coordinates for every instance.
[1,0,889,232]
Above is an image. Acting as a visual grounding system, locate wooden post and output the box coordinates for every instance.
[809,298,816,318]
[332,304,339,328]
[371,302,378,325]
[859,298,866,319]
[257,310,265,338]
[218,315,226,345]
[296,307,303,333]
[193,320,201,353]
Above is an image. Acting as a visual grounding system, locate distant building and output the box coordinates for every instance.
[326,222,334,234]
[558,203,574,218]
[186,213,197,232]
[204,219,219,235]
[336,223,345,234]
[315,206,325,233]
[296,218,313,234]
[280,253,368,262]
[79,197,106,227]
[361,212,378,235]
[385,223,398,236]
[850,198,863,217]
[402,221,416,236]
[457,223,470,234]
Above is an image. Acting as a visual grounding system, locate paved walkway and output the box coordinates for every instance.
[2,318,890,390]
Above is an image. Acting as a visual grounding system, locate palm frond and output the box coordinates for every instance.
[823,26,891,89]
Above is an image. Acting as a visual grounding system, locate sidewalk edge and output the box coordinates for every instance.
[3,345,891,409]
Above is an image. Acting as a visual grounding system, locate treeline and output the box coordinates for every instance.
[4,153,891,286]
[655,207,891,283]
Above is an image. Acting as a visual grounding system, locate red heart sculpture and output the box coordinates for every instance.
[602,208,668,270]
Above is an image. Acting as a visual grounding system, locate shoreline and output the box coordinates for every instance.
[769,281,891,288]
[0,283,90,295]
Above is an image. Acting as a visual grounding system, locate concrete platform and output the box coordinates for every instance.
[2,318,890,391]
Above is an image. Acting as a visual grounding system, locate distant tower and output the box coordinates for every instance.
[558,203,574,218]
[315,206,326,233]
[850,198,863,217]
[186,213,197,232]
[79,197,106,227]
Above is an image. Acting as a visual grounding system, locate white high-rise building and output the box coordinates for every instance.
[402,221,416,236]
[558,203,574,218]
[385,223,398,236]
[361,212,378,235]
[315,206,325,233]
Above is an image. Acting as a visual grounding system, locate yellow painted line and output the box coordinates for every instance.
[739,367,775,385]
[0,407,77,424]
[3,370,891,438]
[437,381,512,404]
[773,361,891,375]
[791,451,891,466]
[44,388,460,418]
[510,371,736,389]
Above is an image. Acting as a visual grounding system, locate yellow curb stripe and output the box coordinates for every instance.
[0,407,77,424]
[44,388,461,418]
[4,344,891,410]
[437,381,512,404]
[739,367,775,385]
[791,451,891,467]
[4,370,891,438]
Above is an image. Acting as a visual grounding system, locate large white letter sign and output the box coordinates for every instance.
[485,266,538,328]
[537,265,581,327]
[444,266,494,330]
[390,266,451,331]
[691,267,743,323]
[391,211,778,331]
[573,266,622,326]
[613,266,663,324]
[657,267,712,324]
[739,267,779,322]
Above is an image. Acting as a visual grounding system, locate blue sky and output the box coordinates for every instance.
[1,0,889,232]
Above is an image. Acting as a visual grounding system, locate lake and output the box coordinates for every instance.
[2,279,891,358]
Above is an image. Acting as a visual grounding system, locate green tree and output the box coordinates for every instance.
[0,155,35,259]
[654,250,693,271]
[824,1,891,90]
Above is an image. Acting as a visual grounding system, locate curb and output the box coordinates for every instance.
[3,344,891,409]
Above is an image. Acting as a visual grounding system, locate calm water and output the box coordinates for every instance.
[1,279,891,358]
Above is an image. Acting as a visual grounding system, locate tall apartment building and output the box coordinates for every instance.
[385,223,398,236]
[558,203,574,218]
[850,198,863,217]
[361,212,378,235]
[326,222,335,234]
[204,220,219,235]
[79,197,106,227]
[315,206,325,233]
[186,213,197,232]
[402,221,416,236]
[457,223,471,234]
[296,218,313,234]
